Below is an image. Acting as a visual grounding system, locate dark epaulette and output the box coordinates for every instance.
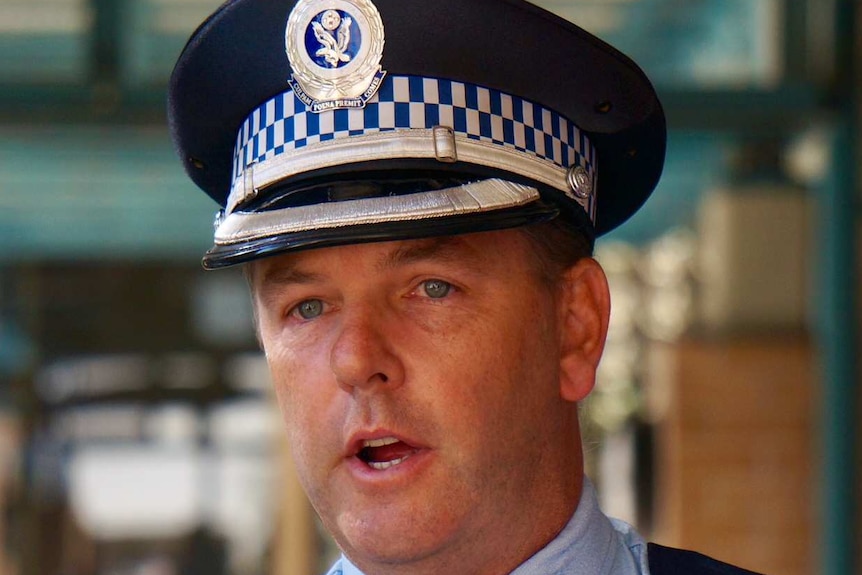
[647,543,766,575]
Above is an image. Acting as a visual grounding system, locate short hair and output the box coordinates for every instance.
[518,217,593,287]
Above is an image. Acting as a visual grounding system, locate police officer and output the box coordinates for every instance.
[169,1,762,573]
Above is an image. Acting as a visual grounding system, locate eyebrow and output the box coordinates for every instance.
[253,264,324,304]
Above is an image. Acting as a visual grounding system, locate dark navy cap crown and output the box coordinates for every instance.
[169,0,666,268]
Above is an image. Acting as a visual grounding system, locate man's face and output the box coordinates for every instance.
[251,229,591,574]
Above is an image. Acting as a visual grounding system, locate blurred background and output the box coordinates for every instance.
[0,0,859,574]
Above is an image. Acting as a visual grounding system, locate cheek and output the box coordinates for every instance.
[478,308,560,418]
[267,351,348,513]
[264,335,336,453]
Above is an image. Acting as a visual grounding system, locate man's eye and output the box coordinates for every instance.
[292,299,324,319]
[421,279,452,299]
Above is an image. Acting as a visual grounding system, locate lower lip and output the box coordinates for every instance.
[344,448,432,486]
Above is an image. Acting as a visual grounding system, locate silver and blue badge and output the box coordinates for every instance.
[286,0,386,113]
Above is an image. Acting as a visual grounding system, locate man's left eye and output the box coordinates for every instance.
[421,279,452,299]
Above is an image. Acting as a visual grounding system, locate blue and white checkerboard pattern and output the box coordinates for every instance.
[231,75,596,186]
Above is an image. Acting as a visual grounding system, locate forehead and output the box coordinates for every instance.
[249,230,535,286]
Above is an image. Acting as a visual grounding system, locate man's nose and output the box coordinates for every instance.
[329,306,405,392]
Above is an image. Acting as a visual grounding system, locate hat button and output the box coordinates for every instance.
[566,166,593,199]
[213,209,225,231]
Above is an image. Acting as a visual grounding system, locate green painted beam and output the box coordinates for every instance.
[819,1,859,573]
[660,86,823,132]
[819,123,859,575]
[0,126,215,261]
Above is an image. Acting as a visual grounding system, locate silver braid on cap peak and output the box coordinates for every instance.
[215,179,543,244]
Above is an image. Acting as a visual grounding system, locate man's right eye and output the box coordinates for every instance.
[292,299,324,320]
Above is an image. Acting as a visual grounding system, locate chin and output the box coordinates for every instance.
[334,504,464,569]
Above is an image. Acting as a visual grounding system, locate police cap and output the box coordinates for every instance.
[168,0,666,269]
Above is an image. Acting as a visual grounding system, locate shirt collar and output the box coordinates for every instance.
[510,478,647,575]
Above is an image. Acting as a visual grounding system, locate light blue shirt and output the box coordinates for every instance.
[325,478,651,575]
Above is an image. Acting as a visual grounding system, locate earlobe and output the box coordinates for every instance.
[558,258,611,403]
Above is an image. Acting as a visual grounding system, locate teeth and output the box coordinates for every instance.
[367,454,411,470]
[357,437,412,470]
[362,437,399,448]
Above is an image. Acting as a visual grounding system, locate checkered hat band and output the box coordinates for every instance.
[231,75,596,183]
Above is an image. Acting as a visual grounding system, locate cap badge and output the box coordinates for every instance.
[286,0,386,113]
[567,165,594,199]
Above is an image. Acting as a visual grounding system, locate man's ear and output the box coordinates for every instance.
[558,258,611,403]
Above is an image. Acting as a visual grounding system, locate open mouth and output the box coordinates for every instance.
[356,437,419,470]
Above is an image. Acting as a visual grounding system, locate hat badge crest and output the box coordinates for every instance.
[312,10,353,67]
[286,0,386,113]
